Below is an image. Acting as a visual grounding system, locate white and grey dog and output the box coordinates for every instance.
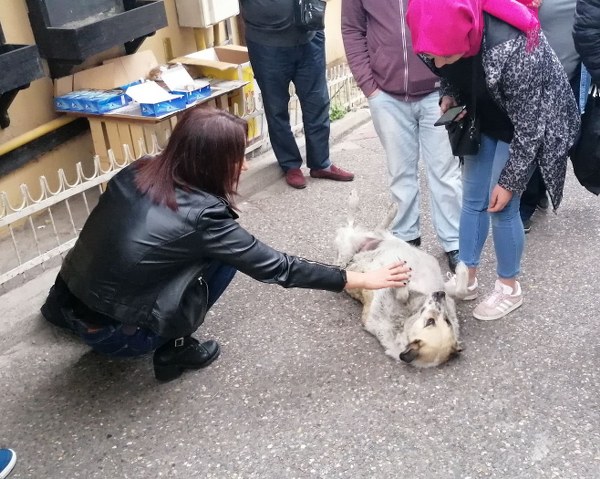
[335,191,468,368]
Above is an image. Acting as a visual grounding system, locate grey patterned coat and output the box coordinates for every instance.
[438,18,580,209]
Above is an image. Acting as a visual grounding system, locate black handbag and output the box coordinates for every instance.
[446,115,480,157]
[446,58,481,157]
[571,83,600,195]
[295,0,327,31]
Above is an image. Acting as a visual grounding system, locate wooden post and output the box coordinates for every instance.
[235,15,246,46]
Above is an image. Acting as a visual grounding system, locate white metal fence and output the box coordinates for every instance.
[0,63,366,292]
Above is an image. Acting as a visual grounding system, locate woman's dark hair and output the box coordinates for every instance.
[135,107,248,210]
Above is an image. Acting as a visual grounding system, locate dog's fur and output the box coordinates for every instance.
[335,192,467,367]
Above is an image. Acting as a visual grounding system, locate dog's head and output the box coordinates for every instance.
[399,291,461,368]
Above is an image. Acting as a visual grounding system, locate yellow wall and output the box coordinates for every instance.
[0,0,346,202]
[325,0,346,64]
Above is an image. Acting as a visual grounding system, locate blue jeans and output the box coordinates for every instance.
[75,262,237,357]
[460,134,525,279]
[368,91,462,251]
[246,33,330,171]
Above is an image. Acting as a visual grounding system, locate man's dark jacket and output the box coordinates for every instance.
[239,0,314,46]
[574,0,600,83]
[59,164,345,339]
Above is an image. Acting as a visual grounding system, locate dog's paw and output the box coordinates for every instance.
[445,261,469,297]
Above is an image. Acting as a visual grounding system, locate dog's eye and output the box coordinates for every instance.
[426,318,435,327]
[444,317,452,326]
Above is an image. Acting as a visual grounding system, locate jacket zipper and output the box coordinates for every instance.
[199,276,209,304]
[399,0,410,101]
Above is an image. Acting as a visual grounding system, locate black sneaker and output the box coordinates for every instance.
[537,195,549,210]
[446,250,460,273]
[153,337,220,381]
[523,218,532,234]
[406,237,421,247]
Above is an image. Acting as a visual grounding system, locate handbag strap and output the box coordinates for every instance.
[470,55,478,121]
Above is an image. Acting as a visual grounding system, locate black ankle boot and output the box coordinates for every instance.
[446,250,460,273]
[153,337,220,381]
[407,237,421,247]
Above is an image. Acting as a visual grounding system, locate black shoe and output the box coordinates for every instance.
[523,218,532,234]
[537,195,549,210]
[406,237,421,247]
[446,250,460,273]
[153,337,220,381]
[41,285,75,331]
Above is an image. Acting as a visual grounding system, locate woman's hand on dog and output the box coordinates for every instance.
[344,261,411,290]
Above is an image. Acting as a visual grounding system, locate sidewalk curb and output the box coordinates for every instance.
[0,266,59,352]
[0,107,373,350]
[238,107,371,199]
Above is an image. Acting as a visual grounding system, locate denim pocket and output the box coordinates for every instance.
[79,325,129,356]
[79,323,163,357]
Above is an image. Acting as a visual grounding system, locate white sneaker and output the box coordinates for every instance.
[473,280,523,321]
[446,273,478,300]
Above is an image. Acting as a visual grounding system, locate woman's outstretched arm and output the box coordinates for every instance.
[344,261,411,290]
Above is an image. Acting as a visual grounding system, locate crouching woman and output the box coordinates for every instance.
[41,107,410,381]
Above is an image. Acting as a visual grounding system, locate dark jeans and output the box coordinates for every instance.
[519,166,546,222]
[246,32,331,171]
[47,262,236,357]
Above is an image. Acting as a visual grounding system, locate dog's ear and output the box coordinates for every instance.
[400,340,422,363]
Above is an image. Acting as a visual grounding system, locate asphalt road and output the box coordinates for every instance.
[0,112,598,478]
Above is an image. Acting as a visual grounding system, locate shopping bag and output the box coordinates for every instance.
[571,84,600,195]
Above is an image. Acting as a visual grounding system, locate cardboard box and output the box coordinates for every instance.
[53,50,160,106]
[160,66,212,104]
[170,82,212,104]
[85,90,130,114]
[172,46,251,85]
[140,97,187,117]
[54,90,88,112]
[52,50,248,122]
[126,81,187,117]
[171,46,260,139]
[175,0,239,28]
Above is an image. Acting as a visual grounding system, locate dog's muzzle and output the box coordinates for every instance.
[400,348,418,363]
[432,290,446,302]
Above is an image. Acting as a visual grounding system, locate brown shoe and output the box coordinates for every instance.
[285,168,306,189]
[309,164,354,182]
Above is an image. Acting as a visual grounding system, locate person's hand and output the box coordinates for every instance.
[440,95,467,122]
[488,184,513,212]
[440,95,457,113]
[345,261,411,290]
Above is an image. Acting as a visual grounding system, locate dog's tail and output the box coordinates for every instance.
[377,202,398,231]
[346,189,360,226]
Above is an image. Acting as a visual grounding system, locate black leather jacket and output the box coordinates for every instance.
[59,164,346,339]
